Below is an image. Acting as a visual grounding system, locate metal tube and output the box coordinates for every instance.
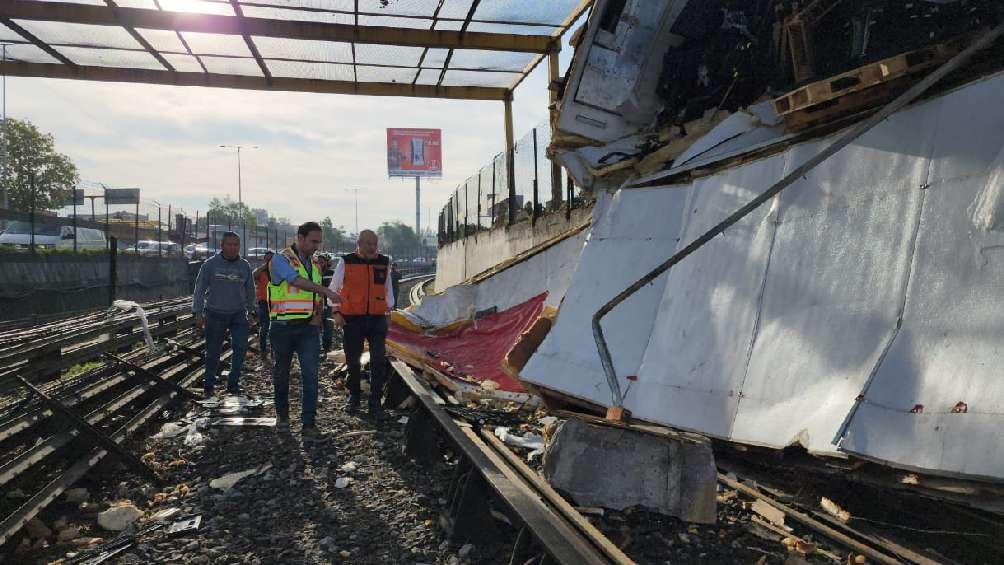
[592,23,1004,408]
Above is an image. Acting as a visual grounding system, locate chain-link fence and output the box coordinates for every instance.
[0,182,304,261]
[436,120,590,246]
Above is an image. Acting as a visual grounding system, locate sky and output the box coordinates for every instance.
[4,23,581,236]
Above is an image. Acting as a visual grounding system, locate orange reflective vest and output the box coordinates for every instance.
[339,253,390,316]
[267,246,322,320]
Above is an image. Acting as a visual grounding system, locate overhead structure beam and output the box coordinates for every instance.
[104,0,174,71]
[0,61,509,100]
[0,17,76,67]
[0,1,553,53]
[228,0,271,81]
[509,0,593,92]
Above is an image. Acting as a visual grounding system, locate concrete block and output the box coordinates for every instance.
[542,418,717,524]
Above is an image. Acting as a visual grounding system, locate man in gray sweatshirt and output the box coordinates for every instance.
[192,231,256,396]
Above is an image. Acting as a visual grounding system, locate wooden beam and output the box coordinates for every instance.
[0,61,509,100]
[548,46,563,208]
[1,0,552,53]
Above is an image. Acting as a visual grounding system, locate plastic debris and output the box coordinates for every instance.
[335,477,353,489]
[820,497,851,523]
[209,463,271,491]
[494,427,544,451]
[152,422,186,439]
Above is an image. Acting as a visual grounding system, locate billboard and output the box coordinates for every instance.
[72,189,85,206]
[387,128,442,178]
[104,188,140,205]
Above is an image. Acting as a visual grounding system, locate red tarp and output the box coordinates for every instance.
[388,293,547,393]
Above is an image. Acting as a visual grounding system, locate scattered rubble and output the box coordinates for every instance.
[97,503,143,531]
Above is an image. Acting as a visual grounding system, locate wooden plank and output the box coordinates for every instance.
[0,61,508,100]
[480,429,636,565]
[391,361,612,565]
[774,40,962,116]
[1,0,552,53]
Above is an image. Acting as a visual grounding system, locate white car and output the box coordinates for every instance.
[129,240,180,255]
[0,222,106,251]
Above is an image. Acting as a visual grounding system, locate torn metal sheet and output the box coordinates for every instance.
[210,417,277,427]
[524,71,1004,481]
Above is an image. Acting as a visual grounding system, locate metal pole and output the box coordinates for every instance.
[157,207,162,257]
[29,173,35,253]
[415,175,421,237]
[0,43,7,212]
[134,201,139,254]
[108,236,118,305]
[72,195,77,253]
[90,197,95,222]
[531,127,539,225]
[504,93,516,226]
[105,200,109,250]
[592,22,1004,408]
[167,204,172,249]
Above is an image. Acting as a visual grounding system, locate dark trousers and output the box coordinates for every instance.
[269,322,320,426]
[256,300,270,354]
[321,305,334,353]
[204,309,248,391]
[343,314,388,407]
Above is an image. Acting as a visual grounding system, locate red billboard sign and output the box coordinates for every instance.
[387,128,442,178]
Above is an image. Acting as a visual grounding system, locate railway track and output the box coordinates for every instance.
[0,299,218,549]
[388,358,992,565]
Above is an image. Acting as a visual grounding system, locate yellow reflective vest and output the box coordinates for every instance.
[267,246,321,321]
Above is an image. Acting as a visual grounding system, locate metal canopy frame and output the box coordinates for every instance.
[0,0,591,100]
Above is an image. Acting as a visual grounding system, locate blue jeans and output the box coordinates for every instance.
[256,301,271,354]
[204,309,249,391]
[270,322,320,425]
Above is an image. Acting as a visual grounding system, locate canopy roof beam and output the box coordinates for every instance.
[0,1,554,53]
[0,60,510,100]
[0,16,75,67]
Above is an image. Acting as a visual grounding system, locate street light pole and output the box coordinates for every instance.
[345,188,361,235]
[219,144,257,254]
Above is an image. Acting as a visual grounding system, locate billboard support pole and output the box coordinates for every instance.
[72,193,77,253]
[134,201,139,254]
[415,175,420,240]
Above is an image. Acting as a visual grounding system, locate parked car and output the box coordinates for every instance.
[185,244,219,259]
[246,247,272,259]
[0,222,106,251]
[125,240,180,255]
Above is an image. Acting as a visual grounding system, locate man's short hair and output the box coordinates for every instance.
[222,231,240,241]
[298,221,322,238]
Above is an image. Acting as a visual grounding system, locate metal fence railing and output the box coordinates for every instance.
[436,120,590,247]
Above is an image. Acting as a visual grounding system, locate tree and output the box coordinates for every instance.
[207,196,256,232]
[1,118,79,211]
[320,216,345,252]
[377,221,422,257]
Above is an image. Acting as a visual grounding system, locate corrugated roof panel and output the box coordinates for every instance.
[239,5,354,25]
[112,0,159,8]
[473,0,578,25]
[356,65,417,83]
[199,55,265,76]
[413,67,440,85]
[434,0,476,20]
[1,43,61,65]
[267,59,355,81]
[357,0,437,17]
[158,0,237,16]
[161,52,205,72]
[357,14,430,29]
[13,20,144,50]
[466,22,562,35]
[58,46,165,69]
[136,29,187,53]
[251,36,353,63]
[441,69,519,87]
[449,49,533,72]
[355,44,424,67]
[179,31,253,57]
[421,48,450,69]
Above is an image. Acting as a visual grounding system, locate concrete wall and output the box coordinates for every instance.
[434,206,593,291]
[0,252,194,321]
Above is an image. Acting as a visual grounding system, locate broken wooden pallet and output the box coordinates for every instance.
[780,75,911,132]
[774,40,963,117]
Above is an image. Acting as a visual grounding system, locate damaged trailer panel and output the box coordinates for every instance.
[525,69,1004,483]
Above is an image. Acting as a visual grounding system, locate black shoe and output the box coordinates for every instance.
[226,385,243,396]
[367,400,385,421]
[276,415,290,433]
[203,387,215,398]
[345,395,361,413]
[301,424,323,442]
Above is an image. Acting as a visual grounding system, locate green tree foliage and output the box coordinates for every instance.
[320,216,345,252]
[207,196,256,231]
[376,221,422,257]
[1,118,79,211]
